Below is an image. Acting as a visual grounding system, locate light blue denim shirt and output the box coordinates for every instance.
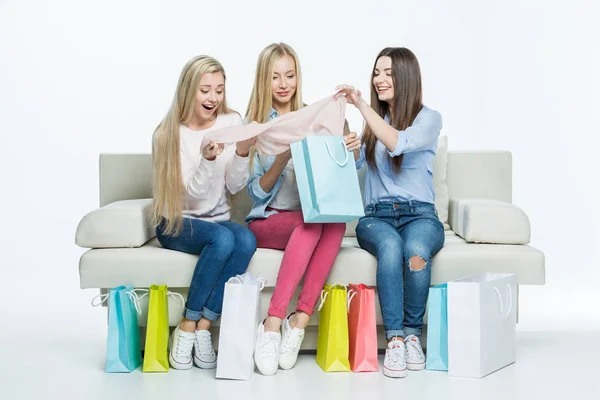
[355,106,442,206]
[245,108,287,223]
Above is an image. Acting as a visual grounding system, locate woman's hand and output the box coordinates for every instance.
[259,148,292,194]
[334,84,365,108]
[344,132,361,152]
[202,141,224,161]
[236,137,256,157]
[275,149,292,166]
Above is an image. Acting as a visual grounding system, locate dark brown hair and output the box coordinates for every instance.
[363,47,423,171]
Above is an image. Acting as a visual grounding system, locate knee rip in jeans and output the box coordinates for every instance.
[409,255,427,272]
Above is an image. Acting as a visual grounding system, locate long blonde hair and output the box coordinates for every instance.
[245,43,303,165]
[152,55,234,235]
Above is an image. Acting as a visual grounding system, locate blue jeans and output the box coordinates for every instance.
[156,218,257,322]
[356,201,445,339]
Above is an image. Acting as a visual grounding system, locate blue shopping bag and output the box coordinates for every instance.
[426,283,449,371]
[290,136,364,223]
[104,285,143,373]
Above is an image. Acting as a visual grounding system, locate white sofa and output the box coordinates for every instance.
[77,149,545,349]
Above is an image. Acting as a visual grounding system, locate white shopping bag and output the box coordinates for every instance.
[447,273,517,378]
[216,273,266,380]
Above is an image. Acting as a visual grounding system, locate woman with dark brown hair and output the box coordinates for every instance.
[336,47,445,379]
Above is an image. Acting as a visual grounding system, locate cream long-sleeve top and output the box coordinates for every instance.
[179,112,249,222]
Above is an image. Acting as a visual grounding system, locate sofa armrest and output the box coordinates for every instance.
[76,199,155,248]
[449,198,530,244]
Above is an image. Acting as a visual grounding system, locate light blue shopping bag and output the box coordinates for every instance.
[426,283,448,371]
[105,286,143,373]
[290,136,364,223]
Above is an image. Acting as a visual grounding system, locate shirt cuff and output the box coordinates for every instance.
[355,148,366,169]
[200,156,217,169]
[232,151,251,166]
[250,177,270,200]
[387,131,408,157]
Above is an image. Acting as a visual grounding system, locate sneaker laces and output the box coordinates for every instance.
[174,331,194,358]
[282,328,303,352]
[386,342,405,368]
[195,332,215,357]
[406,337,425,362]
[259,332,280,362]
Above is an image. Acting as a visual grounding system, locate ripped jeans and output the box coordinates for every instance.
[356,201,445,339]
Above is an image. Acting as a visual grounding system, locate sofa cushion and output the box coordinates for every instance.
[75,199,155,248]
[79,231,545,290]
[449,198,531,244]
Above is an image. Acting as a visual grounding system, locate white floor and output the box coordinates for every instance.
[2,285,600,399]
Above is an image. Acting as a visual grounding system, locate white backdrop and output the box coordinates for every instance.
[1,0,599,327]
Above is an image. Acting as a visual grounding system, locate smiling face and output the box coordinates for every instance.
[193,71,225,122]
[373,56,394,103]
[271,54,297,110]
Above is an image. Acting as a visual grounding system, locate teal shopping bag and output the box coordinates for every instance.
[426,283,448,371]
[290,136,364,223]
[105,286,143,373]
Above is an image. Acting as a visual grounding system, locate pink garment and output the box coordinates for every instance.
[202,95,347,155]
[248,210,345,319]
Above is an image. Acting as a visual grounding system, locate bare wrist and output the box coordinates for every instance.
[357,98,368,111]
[275,157,288,167]
[236,148,249,157]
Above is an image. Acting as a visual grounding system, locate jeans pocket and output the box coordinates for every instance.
[413,205,433,215]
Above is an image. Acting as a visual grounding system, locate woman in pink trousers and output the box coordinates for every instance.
[244,43,362,376]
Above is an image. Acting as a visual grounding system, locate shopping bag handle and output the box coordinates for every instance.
[493,284,513,319]
[347,289,357,312]
[91,288,149,313]
[126,288,149,315]
[325,141,349,167]
[227,274,267,291]
[257,278,266,291]
[318,290,328,311]
[167,291,186,308]
[91,293,109,307]
[228,275,244,285]
[318,282,348,311]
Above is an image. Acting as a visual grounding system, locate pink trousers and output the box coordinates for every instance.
[248,211,345,318]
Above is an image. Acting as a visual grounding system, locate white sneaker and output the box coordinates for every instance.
[193,330,217,369]
[405,334,426,371]
[254,321,281,376]
[383,338,408,378]
[169,326,194,370]
[279,314,305,370]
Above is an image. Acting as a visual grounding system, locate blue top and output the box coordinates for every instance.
[355,106,442,206]
[245,108,288,223]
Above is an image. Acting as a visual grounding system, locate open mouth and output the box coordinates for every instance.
[202,104,216,111]
[377,87,391,94]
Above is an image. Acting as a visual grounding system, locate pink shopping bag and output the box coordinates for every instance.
[348,284,379,372]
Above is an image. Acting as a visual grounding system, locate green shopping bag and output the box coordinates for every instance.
[142,285,184,373]
[316,283,351,372]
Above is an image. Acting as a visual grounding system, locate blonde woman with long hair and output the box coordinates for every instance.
[152,55,257,371]
[244,43,361,375]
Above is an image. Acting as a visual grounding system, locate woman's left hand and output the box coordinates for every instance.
[345,132,361,151]
[334,84,364,108]
[236,137,256,157]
